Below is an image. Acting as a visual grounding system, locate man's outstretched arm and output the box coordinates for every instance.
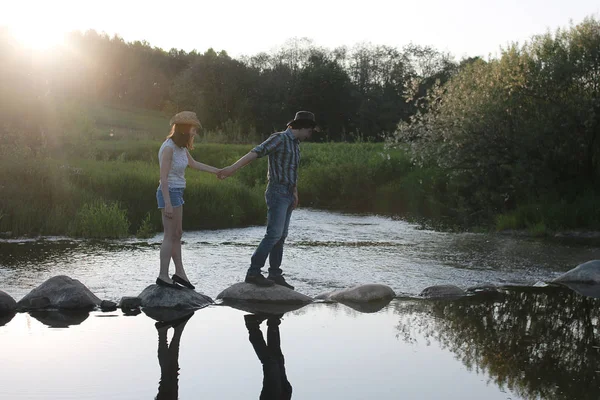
[217,151,258,179]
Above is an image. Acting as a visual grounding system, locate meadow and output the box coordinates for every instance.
[0,103,439,238]
[2,102,598,239]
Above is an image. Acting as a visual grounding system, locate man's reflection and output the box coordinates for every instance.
[244,313,293,400]
[155,312,193,400]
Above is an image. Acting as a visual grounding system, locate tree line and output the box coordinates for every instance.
[0,28,456,141]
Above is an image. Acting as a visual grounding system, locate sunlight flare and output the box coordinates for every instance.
[9,24,66,50]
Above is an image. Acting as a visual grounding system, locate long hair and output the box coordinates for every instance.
[167,124,196,149]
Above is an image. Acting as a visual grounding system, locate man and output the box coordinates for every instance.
[217,111,317,289]
[244,313,293,399]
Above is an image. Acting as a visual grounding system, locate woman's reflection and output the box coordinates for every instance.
[244,313,293,400]
[155,312,194,400]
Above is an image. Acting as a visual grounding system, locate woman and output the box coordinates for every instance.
[156,111,220,289]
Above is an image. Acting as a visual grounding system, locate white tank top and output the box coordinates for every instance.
[158,139,188,189]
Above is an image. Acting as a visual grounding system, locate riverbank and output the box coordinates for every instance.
[2,103,599,238]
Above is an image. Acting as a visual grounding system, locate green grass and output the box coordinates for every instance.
[71,201,130,238]
[4,101,600,238]
[494,192,600,234]
[0,153,266,237]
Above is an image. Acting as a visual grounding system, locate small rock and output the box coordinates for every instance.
[553,260,600,284]
[327,284,396,303]
[122,308,141,316]
[420,284,466,299]
[100,300,117,311]
[119,297,142,310]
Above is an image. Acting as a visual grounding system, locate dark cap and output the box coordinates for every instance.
[287,111,317,127]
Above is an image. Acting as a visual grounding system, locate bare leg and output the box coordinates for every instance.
[159,206,183,283]
[171,206,188,280]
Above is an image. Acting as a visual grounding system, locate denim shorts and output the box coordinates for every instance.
[156,187,185,209]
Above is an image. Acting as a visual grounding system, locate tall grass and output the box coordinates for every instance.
[0,154,266,237]
[6,101,599,238]
[494,192,600,235]
[71,201,130,238]
[1,139,436,237]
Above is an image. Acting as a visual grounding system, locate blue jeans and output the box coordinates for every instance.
[248,183,295,277]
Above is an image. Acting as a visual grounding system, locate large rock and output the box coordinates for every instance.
[316,284,396,303]
[138,284,213,309]
[0,290,17,315]
[17,275,101,310]
[420,284,466,299]
[553,260,600,284]
[216,282,313,304]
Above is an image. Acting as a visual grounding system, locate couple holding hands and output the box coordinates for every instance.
[155,110,318,292]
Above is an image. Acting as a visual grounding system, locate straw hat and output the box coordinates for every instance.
[170,111,202,128]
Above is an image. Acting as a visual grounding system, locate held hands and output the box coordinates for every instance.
[217,166,235,180]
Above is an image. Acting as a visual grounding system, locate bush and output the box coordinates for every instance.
[391,17,600,228]
[71,201,130,238]
[136,212,157,238]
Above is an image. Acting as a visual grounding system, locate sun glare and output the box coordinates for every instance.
[10,25,66,50]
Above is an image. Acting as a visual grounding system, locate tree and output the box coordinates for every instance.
[392,17,600,225]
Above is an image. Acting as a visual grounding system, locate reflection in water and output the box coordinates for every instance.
[335,297,393,313]
[0,312,15,327]
[29,310,90,328]
[154,312,194,400]
[244,314,293,400]
[394,287,600,400]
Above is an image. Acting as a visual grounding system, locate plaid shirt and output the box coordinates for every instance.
[251,128,300,187]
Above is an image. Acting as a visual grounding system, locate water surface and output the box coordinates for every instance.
[2,209,600,399]
[1,286,598,400]
[1,209,599,302]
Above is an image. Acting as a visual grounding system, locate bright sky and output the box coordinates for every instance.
[2,0,599,59]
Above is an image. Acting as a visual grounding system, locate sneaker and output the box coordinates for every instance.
[267,275,294,290]
[245,274,275,287]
